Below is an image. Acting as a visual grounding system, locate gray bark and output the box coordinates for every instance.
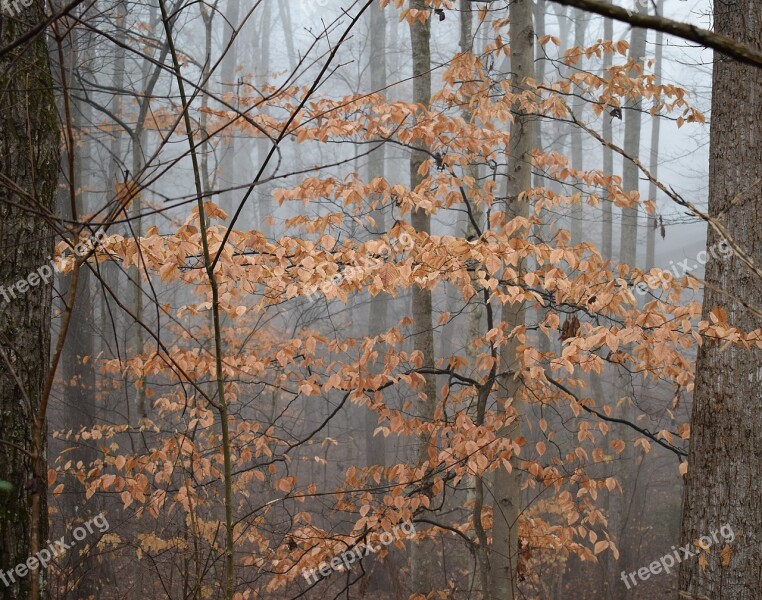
[619,1,648,266]
[679,1,762,598]
[645,0,664,271]
[601,5,613,260]
[570,9,586,244]
[408,1,437,592]
[219,0,241,217]
[489,0,534,597]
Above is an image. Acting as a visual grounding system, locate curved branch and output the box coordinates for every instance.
[546,374,688,458]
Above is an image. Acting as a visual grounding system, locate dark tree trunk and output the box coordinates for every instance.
[679,1,762,599]
[0,3,60,599]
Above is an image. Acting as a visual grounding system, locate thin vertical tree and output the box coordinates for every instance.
[645,0,664,271]
[570,8,586,244]
[619,1,648,266]
[408,0,436,593]
[601,1,614,260]
[489,0,534,597]
[407,0,436,450]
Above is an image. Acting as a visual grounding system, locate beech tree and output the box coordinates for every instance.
[679,0,762,598]
[3,0,762,599]
[0,2,59,599]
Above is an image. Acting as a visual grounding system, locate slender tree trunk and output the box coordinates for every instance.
[462,0,484,367]
[533,0,551,356]
[219,0,240,218]
[256,2,273,237]
[601,5,614,261]
[645,0,664,271]
[570,9,586,244]
[52,17,99,595]
[365,0,388,474]
[619,1,648,266]
[599,6,617,596]
[489,1,534,597]
[679,1,762,598]
[100,0,126,361]
[408,1,437,592]
[612,9,648,594]
[277,1,297,73]
[408,0,436,448]
[0,2,60,598]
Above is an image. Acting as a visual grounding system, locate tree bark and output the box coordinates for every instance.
[408,1,437,593]
[619,0,647,266]
[489,0,534,597]
[645,0,664,271]
[408,0,436,447]
[679,1,762,598]
[0,3,60,598]
[570,8,586,245]
[51,13,99,594]
[365,0,388,474]
[219,0,241,218]
[601,3,613,261]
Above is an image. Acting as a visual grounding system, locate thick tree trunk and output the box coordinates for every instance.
[0,3,60,598]
[679,1,762,598]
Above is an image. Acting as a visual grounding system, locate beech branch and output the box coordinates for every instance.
[546,374,688,458]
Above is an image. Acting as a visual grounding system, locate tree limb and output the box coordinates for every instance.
[546,0,762,69]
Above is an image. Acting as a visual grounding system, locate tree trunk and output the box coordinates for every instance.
[277,1,297,74]
[679,1,762,598]
[365,0,388,473]
[619,1,648,266]
[645,0,664,271]
[52,15,99,594]
[256,1,273,238]
[408,1,437,593]
[570,9,586,245]
[601,3,614,261]
[0,3,60,598]
[219,0,241,218]
[408,0,436,450]
[489,0,534,597]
